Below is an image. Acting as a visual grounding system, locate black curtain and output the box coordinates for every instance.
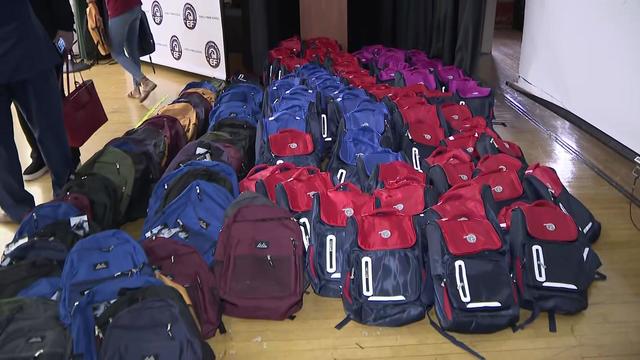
[240,0,300,75]
[348,0,486,75]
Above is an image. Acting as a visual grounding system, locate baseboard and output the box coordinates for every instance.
[507,80,639,163]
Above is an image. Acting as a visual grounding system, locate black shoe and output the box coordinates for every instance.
[23,158,49,181]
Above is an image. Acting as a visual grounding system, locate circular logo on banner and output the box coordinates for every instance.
[170,36,182,60]
[204,41,221,68]
[151,1,163,25]
[183,3,197,30]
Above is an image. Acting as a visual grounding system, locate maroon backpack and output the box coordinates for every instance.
[143,237,224,338]
[213,193,305,320]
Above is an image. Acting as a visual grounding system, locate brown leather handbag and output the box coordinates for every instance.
[62,54,108,147]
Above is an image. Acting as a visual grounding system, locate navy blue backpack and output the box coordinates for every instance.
[58,230,159,360]
[100,298,207,360]
[337,209,432,328]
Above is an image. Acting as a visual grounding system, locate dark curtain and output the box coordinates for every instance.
[348,0,486,75]
[240,0,300,74]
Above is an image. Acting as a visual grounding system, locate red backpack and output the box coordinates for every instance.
[213,194,305,320]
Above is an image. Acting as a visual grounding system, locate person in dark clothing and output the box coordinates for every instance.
[17,0,81,181]
[0,2,73,223]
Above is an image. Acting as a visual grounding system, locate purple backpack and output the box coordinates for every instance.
[436,66,466,89]
[398,68,437,89]
[163,137,244,176]
[353,44,385,64]
[375,48,406,71]
[412,58,443,72]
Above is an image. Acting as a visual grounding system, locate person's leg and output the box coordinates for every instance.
[12,67,73,198]
[124,8,143,89]
[16,107,41,162]
[109,8,145,90]
[0,85,35,222]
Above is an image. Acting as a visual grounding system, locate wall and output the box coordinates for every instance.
[299,0,348,49]
[516,0,640,154]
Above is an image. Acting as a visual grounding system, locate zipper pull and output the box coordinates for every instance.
[266,254,274,268]
[291,237,297,252]
[167,323,173,338]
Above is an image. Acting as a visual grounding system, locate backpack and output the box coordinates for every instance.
[173,91,213,136]
[435,66,466,90]
[239,163,296,194]
[146,160,238,220]
[449,79,494,120]
[308,183,374,297]
[76,146,136,220]
[143,238,224,339]
[426,217,519,333]
[0,298,72,359]
[182,87,217,104]
[395,68,437,90]
[476,130,525,163]
[58,230,159,360]
[338,209,432,328]
[365,160,426,193]
[524,164,601,244]
[158,102,199,141]
[257,110,323,166]
[99,298,208,360]
[471,168,529,211]
[107,132,165,222]
[426,182,494,223]
[208,102,261,129]
[397,102,447,163]
[0,259,60,299]
[426,147,475,198]
[60,193,94,221]
[12,202,82,242]
[351,150,407,190]
[213,194,305,320]
[327,126,384,185]
[142,166,237,264]
[207,118,257,168]
[163,138,244,177]
[506,200,603,332]
[137,115,188,167]
[256,164,310,202]
[62,173,122,229]
[182,81,219,97]
[2,215,97,267]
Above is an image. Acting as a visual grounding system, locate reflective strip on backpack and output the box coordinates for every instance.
[321,114,328,138]
[454,260,471,303]
[532,245,546,282]
[336,169,347,184]
[361,256,373,296]
[326,235,336,274]
[299,217,310,250]
[411,147,422,172]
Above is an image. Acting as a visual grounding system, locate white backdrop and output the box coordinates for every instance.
[516,0,640,154]
[142,0,227,79]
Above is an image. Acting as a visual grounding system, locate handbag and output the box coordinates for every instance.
[62,53,108,147]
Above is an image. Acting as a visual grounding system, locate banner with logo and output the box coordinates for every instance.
[142,0,226,79]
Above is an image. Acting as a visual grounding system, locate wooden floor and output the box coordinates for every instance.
[2,32,640,359]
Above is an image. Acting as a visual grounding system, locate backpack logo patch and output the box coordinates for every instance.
[143,355,158,360]
[343,207,354,217]
[256,241,269,249]
[27,336,44,343]
[464,233,477,243]
[544,223,556,231]
[93,261,109,271]
[199,218,209,229]
[379,230,392,239]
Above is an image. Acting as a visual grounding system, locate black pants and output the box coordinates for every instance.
[16,62,79,163]
[0,67,73,221]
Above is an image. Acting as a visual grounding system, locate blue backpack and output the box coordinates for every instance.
[100,298,206,360]
[13,202,82,242]
[146,160,239,221]
[217,83,263,109]
[343,101,390,135]
[328,126,384,185]
[182,80,219,93]
[142,180,235,265]
[58,230,159,360]
[208,100,261,128]
[264,77,301,114]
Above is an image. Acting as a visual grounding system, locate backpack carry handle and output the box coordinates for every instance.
[365,207,403,217]
[330,182,361,193]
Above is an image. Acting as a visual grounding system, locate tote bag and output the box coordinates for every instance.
[62,53,108,147]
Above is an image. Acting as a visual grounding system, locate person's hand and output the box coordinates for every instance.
[55,30,74,50]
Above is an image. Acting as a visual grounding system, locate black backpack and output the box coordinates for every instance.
[62,173,121,229]
[95,285,215,360]
[0,297,72,359]
[0,259,60,299]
